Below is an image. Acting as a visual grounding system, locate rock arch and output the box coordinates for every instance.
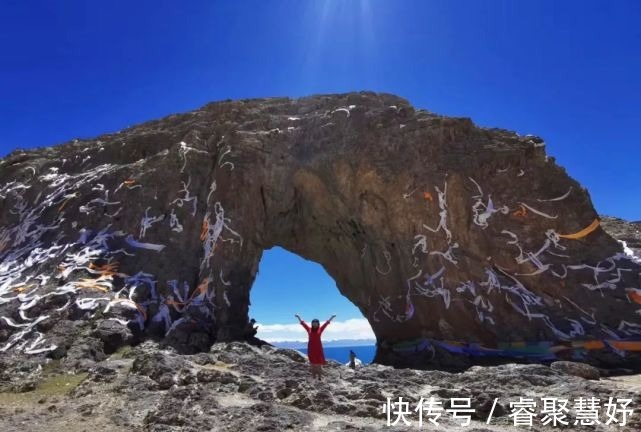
[0,92,640,369]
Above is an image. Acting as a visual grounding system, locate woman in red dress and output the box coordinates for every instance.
[295,313,335,380]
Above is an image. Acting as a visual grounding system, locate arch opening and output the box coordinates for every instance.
[249,246,376,364]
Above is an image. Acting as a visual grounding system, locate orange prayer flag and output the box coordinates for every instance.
[558,219,600,240]
[582,340,605,350]
[513,205,527,218]
[626,288,641,305]
[200,220,209,241]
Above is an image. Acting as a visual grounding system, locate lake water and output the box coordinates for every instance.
[298,345,376,365]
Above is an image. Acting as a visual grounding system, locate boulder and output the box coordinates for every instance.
[551,361,601,380]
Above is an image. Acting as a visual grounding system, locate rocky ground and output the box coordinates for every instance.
[1,341,640,431]
[601,217,641,259]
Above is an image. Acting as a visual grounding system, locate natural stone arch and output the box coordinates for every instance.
[188,93,641,369]
[0,92,640,370]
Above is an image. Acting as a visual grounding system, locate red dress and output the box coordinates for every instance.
[300,320,330,365]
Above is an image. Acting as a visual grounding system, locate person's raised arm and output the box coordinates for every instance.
[295,314,310,331]
[320,314,336,332]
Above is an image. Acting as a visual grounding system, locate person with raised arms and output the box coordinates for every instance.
[295,313,336,380]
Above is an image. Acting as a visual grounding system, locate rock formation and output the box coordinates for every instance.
[1,91,640,370]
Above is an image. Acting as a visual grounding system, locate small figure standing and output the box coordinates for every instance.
[348,349,357,369]
[295,313,335,380]
[244,318,258,340]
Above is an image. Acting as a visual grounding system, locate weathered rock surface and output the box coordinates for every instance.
[551,360,601,380]
[1,91,640,370]
[0,341,640,431]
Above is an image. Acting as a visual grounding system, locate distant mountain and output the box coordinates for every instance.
[271,339,375,349]
[601,216,641,258]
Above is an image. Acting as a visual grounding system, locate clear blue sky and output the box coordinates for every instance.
[1,1,640,325]
[250,247,359,326]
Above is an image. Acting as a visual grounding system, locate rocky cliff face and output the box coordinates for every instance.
[1,91,640,370]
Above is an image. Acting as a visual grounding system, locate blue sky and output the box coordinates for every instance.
[250,247,375,340]
[1,1,639,333]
